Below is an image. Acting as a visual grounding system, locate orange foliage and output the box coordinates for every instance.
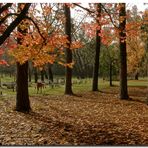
[126,6,145,75]
[127,36,145,74]
[70,41,83,50]
[1,3,145,70]
[8,3,82,68]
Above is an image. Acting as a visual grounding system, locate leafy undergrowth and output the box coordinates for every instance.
[0,86,148,145]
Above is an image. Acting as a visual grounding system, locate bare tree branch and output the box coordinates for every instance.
[0,3,13,14]
[25,16,46,42]
[72,13,88,35]
[0,13,18,25]
[73,3,119,29]
[73,3,95,14]
[0,3,31,46]
[100,4,119,29]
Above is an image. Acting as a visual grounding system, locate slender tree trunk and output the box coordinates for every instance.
[15,3,31,112]
[0,78,2,95]
[119,3,129,99]
[92,3,101,91]
[0,78,3,95]
[44,70,48,79]
[135,72,139,80]
[0,78,1,88]
[64,4,73,95]
[34,67,38,83]
[41,70,44,82]
[48,63,53,82]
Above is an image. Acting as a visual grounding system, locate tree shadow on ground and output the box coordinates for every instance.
[23,111,145,145]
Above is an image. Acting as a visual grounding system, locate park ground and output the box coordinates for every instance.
[0,78,148,145]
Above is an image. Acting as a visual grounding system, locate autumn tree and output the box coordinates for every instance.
[100,43,119,86]
[16,3,31,112]
[75,3,119,90]
[99,3,129,98]
[64,4,73,95]
[141,9,148,78]
[119,3,129,99]
[92,3,101,91]
[8,3,81,95]
[2,3,68,111]
[142,8,148,51]
[100,3,145,98]
[126,6,145,80]
[0,3,32,112]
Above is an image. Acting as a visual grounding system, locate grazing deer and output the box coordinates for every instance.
[2,82,16,92]
[36,82,45,93]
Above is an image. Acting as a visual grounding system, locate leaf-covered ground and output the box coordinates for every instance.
[0,86,148,145]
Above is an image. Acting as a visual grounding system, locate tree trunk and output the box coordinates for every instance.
[15,3,31,112]
[119,3,129,99]
[41,70,44,82]
[92,3,101,91]
[16,62,31,112]
[0,77,2,95]
[135,72,139,80]
[44,70,48,79]
[64,4,73,95]
[34,67,38,83]
[0,78,1,88]
[28,62,32,82]
[48,63,53,82]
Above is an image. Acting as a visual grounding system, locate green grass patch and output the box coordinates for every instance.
[0,76,147,98]
[128,79,148,87]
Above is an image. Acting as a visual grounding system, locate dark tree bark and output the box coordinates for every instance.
[41,70,44,82]
[44,70,48,79]
[135,72,139,80]
[28,62,32,82]
[92,3,101,91]
[28,69,31,82]
[0,78,1,88]
[0,3,13,14]
[34,67,38,83]
[64,4,73,95]
[15,4,31,112]
[16,62,31,112]
[119,3,129,99]
[0,3,31,46]
[48,63,53,82]
[0,77,2,95]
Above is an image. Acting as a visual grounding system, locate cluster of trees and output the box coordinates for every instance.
[0,3,147,112]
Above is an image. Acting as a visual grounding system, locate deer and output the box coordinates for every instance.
[36,82,45,93]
